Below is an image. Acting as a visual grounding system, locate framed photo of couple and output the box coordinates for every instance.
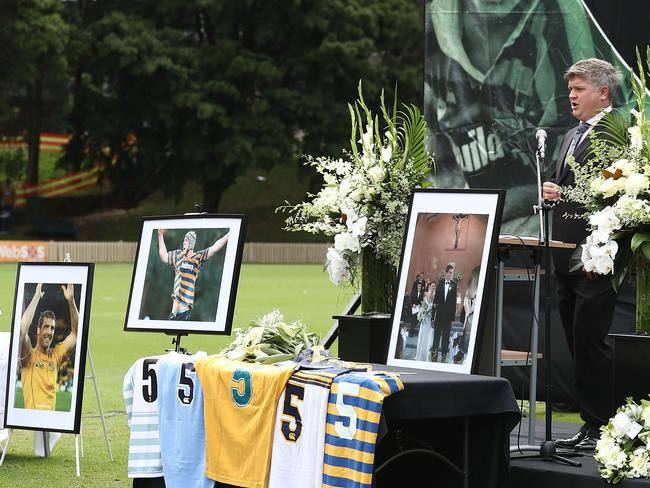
[387,189,505,374]
[4,262,94,433]
[124,214,247,335]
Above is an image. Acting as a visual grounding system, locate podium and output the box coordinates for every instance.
[495,235,575,447]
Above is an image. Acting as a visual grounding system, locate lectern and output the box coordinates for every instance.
[495,235,575,447]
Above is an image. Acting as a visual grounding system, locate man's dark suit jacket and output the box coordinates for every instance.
[551,122,607,275]
[433,278,457,326]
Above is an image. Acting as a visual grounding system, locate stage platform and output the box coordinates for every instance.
[509,418,650,487]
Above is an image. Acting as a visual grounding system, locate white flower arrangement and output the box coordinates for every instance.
[279,82,434,287]
[416,299,432,323]
[595,397,650,484]
[562,48,650,289]
[219,309,321,364]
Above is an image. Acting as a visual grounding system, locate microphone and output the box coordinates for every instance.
[535,129,547,159]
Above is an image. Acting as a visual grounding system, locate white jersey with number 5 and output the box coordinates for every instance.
[269,368,351,488]
[123,355,165,478]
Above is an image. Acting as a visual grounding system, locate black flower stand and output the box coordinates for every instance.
[333,313,392,364]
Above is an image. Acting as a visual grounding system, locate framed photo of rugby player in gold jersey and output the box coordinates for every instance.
[387,189,504,374]
[4,262,94,433]
[124,214,247,335]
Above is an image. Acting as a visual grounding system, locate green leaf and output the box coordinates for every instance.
[569,241,585,272]
[612,233,634,292]
[642,242,650,262]
[631,232,650,253]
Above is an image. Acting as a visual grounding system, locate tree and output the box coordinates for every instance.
[0,0,69,184]
[69,0,424,210]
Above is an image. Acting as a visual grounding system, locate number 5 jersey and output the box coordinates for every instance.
[123,355,165,479]
[157,351,212,488]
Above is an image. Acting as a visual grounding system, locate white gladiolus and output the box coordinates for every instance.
[368,164,386,182]
[630,126,644,152]
[380,145,392,163]
[361,126,374,152]
[339,177,352,196]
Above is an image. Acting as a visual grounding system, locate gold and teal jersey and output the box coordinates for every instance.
[195,355,295,488]
[167,248,209,308]
[322,371,404,488]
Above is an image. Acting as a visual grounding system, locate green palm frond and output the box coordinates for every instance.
[595,110,630,147]
[397,104,431,176]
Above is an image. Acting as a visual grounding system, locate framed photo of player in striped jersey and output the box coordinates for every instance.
[4,262,94,433]
[124,214,246,335]
[387,189,504,373]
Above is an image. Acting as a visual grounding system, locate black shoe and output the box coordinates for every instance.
[574,436,598,451]
[554,429,588,449]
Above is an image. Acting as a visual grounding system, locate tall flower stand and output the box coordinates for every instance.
[610,261,650,408]
[610,333,650,408]
[361,247,396,314]
[334,249,396,364]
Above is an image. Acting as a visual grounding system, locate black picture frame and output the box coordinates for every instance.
[387,189,505,373]
[124,213,246,335]
[4,262,94,433]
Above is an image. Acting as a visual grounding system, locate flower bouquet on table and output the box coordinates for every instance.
[595,397,650,484]
[279,82,434,311]
[561,48,650,293]
[219,309,322,364]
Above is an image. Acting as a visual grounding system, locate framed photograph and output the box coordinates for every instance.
[4,262,94,433]
[124,214,246,335]
[387,189,505,373]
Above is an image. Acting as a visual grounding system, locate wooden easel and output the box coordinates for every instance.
[0,252,113,476]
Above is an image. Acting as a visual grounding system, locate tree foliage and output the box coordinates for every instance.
[0,0,423,209]
[0,0,69,183]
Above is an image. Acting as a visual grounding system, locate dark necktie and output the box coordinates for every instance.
[564,122,591,164]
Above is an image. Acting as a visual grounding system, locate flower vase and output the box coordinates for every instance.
[361,247,396,314]
[637,258,650,334]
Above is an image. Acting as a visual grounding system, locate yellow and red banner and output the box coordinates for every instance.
[0,241,48,262]
[15,166,101,207]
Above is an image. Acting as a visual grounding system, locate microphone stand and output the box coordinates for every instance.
[511,139,581,466]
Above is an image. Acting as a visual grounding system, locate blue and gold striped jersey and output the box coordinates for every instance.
[167,248,209,308]
[322,371,403,488]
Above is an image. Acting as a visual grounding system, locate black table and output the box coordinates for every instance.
[374,364,521,488]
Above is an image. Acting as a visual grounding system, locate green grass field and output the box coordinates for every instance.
[0,262,579,486]
[0,262,358,487]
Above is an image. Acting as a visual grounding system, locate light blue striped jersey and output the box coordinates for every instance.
[157,351,213,488]
[123,355,164,478]
[322,371,404,488]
